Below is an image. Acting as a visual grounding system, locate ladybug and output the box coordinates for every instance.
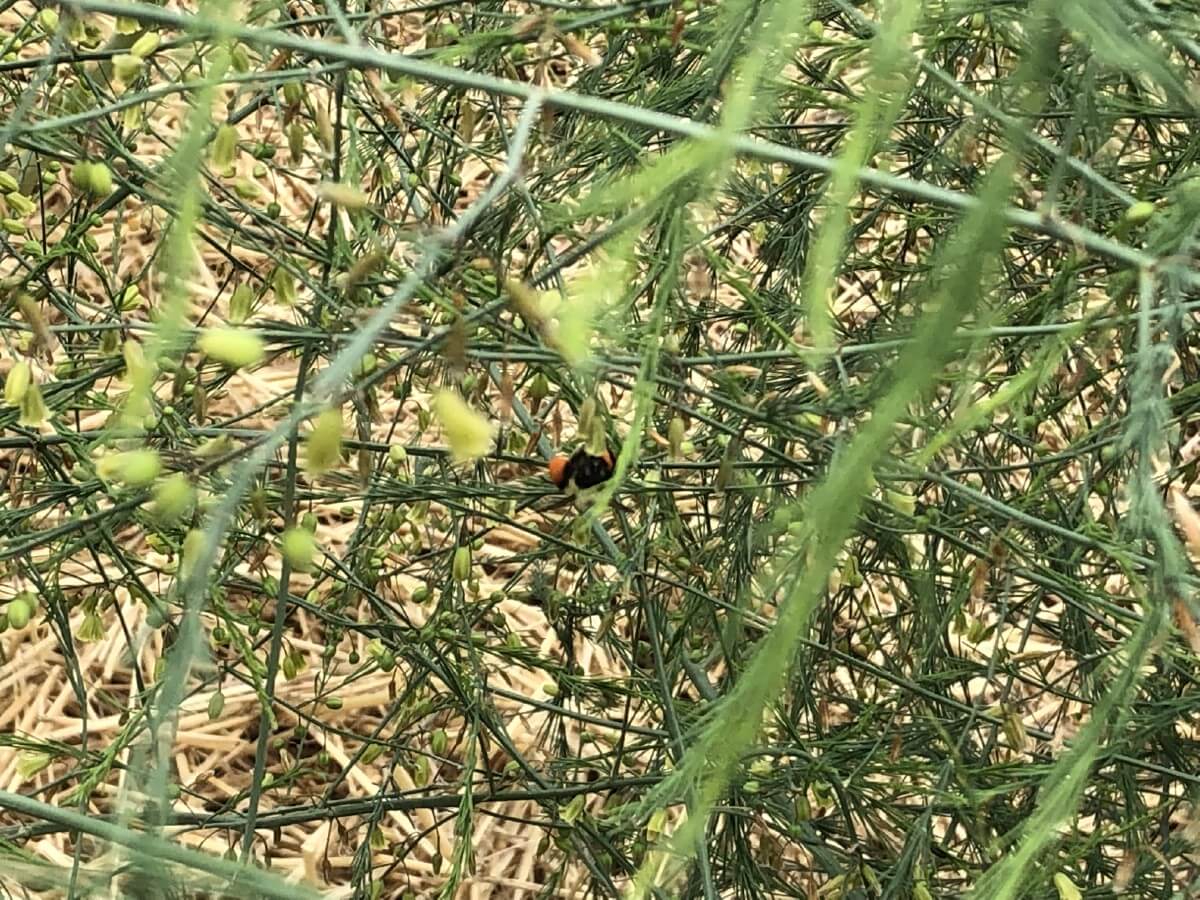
[547,446,615,493]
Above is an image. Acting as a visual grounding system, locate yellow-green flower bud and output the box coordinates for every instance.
[1124,200,1155,226]
[228,283,253,323]
[886,489,915,516]
[317,181,370,210]
[1002,707,1027,752]
[528,371,550,404]
[123,339,146,376]
[97,449,162,486]
[668,416,686,457]
[18,383,48,427]
[192,382,207,421]
[70,162,113,198]
[210,123,238,168]
[198,326,265,369]
[273,267,297,305]
[4,360,31,406]
[234,177,262,201]
[112,53,143,83]
[280,527,316,573]
[353,353,378,379]
[38,8,60,33]
[288,122,305,164]
[431,729,448,755]
[1052,873,1081,900]
[129,32,160,59]
[7,594,33,630]
[314,103,334,151]
[230,43,251,73]
[452,545,471,582]
[77,611,104,642]
[153,472,195,521]
[15,750,50,780]
[304,407,344,476]
[432,389,493,462]
[180,529,207,581]
[5,191,35,217]
[841,555,864,588]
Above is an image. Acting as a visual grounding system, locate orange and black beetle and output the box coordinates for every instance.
[547,446,615,492]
